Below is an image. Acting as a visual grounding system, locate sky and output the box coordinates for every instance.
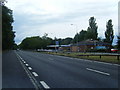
[5,0,119,45]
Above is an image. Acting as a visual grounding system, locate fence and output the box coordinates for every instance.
[77,54,120,60]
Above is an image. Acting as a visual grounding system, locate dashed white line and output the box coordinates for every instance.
[28,67,32,70]
[40,81,50,89]
[26,64,29,66]
[86,68,110,76]
[22,60,24,62]
[32,72,38,77]
[23,61,26,64]
[19,57,23,60]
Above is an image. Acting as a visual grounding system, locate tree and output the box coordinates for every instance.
[73,30,87,43]
[73,33,79,43]
[105,19,114,45]
[86,17,98,40]
[19,36,53,50]
[60,37,73,45]
[2,4,15,50]
[78,30,87,41]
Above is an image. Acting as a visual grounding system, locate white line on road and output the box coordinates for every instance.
[23,61,26,64]
[93,61,112,65]
[28,67,32,70]
[32,72,38,77]
[113,64,120,66]
[19,57,23,60]
[25,64,29,66]
[40,81,50,89]
[22,60,25,62]
[86,68,110,76]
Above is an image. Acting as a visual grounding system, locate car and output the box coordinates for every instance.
[111,49,119,53]
[94,46,109,52]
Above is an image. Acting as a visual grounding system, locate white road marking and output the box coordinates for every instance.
[19,57,23,60]
[93,61,112,65]
[23,61,26,64]
[26,64,29,66]
[28,67,32,70]
[86,68,110,76]
[40,81,50,89]
[113,64,120,66]
[22,60,25,62]
[32,72,38,77]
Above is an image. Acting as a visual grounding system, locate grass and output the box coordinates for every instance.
[40,51,120,64]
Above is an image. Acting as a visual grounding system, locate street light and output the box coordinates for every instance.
[71,24,79,52]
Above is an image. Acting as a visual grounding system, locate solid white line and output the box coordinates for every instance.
[28,67,32,70]
[26,64,29,66]
[113,64,120,66]
[40,81,50,89]
[86,68,110,76]
[93,61,112,65]
[32,72,38,77]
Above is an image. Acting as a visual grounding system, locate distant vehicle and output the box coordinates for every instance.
[111,49,119,53]
[94,46,109,52]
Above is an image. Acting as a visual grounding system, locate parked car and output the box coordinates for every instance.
[111,49,119,53]
[94,46,110,52]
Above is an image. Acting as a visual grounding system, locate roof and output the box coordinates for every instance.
[71,39,111,46]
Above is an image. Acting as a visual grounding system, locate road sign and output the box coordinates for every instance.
[55,41,59,45]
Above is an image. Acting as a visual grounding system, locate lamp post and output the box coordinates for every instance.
[71,24,79,52]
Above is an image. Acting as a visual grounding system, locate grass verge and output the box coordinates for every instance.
[40,51,120,64]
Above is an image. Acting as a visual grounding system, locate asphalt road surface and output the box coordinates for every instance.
[2,50,120,89]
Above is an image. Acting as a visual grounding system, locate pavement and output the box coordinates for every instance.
[2,50,120,89]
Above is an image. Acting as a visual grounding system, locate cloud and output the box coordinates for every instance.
[6,0,119,44]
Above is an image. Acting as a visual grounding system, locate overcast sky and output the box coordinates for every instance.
[6,0,119,45]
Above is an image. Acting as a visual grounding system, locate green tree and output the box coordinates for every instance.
[73,33,79,43]
[60,37,73,45]
[86,17,98,40]
[78,30,87,41]
[105,19,114,45]
[2,4,15,50]
[73,30,87,43]
[20,36,53,50]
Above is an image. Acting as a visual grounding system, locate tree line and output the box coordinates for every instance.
[19,33,73,50]
[1,1,16,50]
[20,16,119,50]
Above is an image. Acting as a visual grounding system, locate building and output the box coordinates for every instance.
[71,39,111,52]
[47,39,111,52]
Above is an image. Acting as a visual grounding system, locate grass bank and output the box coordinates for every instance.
[40,51,120,64]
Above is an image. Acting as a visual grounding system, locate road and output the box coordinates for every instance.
[2,50,120,89]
